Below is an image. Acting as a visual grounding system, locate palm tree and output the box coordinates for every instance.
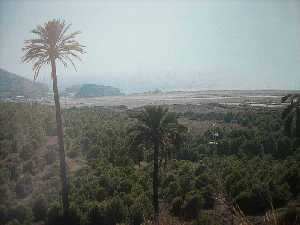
[22,19,85,216]
[161,123,187,167]
[130,105,179,225]
[281,94,300,138]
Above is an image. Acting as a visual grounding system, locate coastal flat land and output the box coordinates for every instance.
[58,90,298,109]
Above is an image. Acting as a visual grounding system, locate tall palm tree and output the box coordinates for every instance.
[281,94,300,138]
[22,19,85,216]
[130,105,179,225]
[161,123,187,166]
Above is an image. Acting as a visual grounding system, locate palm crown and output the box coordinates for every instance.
[131,105,178,145]
[22,19,85,80]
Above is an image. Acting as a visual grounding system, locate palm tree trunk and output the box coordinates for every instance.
[296,107,300,138]
[153,139,159,225]
[51,58,69,216]
[295,107,300,149]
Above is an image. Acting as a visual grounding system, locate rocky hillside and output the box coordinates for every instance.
[64,83,123,97]
[0,68,48,98]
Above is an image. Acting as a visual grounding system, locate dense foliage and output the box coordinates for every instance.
[0,102,299,225]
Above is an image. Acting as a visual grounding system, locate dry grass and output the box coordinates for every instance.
[142,212,192,225]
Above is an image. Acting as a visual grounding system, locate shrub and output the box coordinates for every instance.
[201,188,215,209]
[270,183,291,209]
[15,176,33,199]
[0,204,8,225]
[0,185,8,203]
[105,197,128,225]
[164,181,182,200]
[85,198,127,225]
[277,207,300,225]
[6,205,31,224]
[66,205,81,225]
[195,212,210,225]
[95,186,107,202]
[170,196,184,217]
[47,203,63,225]
[275,137,292,159]
[67,148,80,158]
[182,193,203,220]
[7,154,20,181]
[23,161,35,175]
[85,201,106,225]
[45,149,57,165]
[19,145,33,161]
[236,191,267,215]
[195,174,209,189]
[47,203,81,225]
[32,196,48,221]
[129,203,144,225]
[6,219,21,225]
[117,179,132,193]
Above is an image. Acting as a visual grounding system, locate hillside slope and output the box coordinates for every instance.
[0,68,48,98]
[64,83,123,97]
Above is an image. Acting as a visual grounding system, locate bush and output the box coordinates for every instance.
[85,201,106,225]
[270,183,291,209]
[66,205,81,225]
[275,137,292,159]
[195,212,210,225]
[47,203,81,225]
[105,197,128,225]
[202,188,215,209]
[236,191,267,215]
[0,185,8,203]
[195,174,209,189]
[117,179,132,193]
[6,219,21,225]
[84,198,127,225]
[170,196,184,217]
[23,161,35,175]
[67,148,80,158]
[47,203,63,225]
[15,176,33,199]
[129,203,144,225]
[32,196,48,221]
[277,207,300,225]
[164,181,182,200]
[182,193,202,219]
[6,205,32,224]
[0,204,8,225]
[45,149,57,165]
[19,145,33,161]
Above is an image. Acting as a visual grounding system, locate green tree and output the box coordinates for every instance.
[22,19,85,217]
[281,94,300,138]
[130,106,179,225]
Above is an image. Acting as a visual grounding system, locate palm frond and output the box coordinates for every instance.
[130,105,186,154]
[281,94,292,103]
[22,19,85,80]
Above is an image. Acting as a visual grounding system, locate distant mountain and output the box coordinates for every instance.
[0,68,48,98]
[64,83,124,98]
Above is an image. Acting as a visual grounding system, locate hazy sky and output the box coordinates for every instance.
[0,0,299,92]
